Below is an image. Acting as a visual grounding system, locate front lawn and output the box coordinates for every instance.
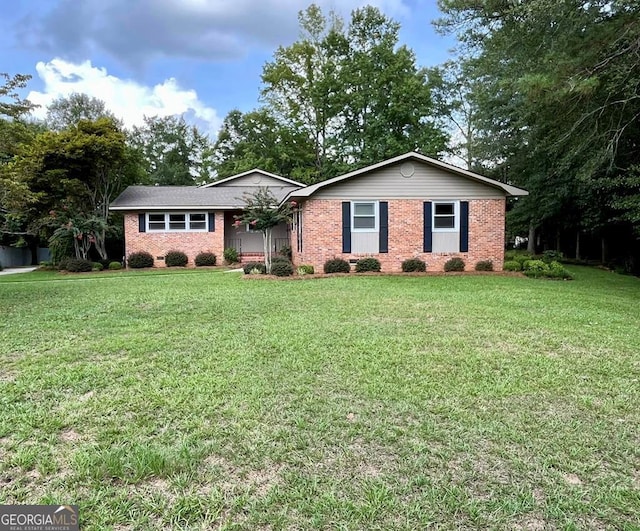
[0,267,638,529]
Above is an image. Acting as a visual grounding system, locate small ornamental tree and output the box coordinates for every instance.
[234,188,295,274]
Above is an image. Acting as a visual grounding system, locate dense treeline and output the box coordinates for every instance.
[436,0,640,271]
[1,2,638,271]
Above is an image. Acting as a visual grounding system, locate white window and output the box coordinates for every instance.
[189,213,207,230]
[148,213,166,231]
[169,213,186,230]
[147,213,208,232]
[433,202,458,231]
[352,201,378,232]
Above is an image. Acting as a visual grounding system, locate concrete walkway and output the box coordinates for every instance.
[0,266,38,276]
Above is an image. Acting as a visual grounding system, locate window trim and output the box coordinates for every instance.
[351,201,379,233]
[146,212,209,232]
[432,201,459,232]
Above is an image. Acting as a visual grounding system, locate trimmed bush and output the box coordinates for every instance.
[475,260,494,271]
[223,247,239,264]
[128,251,154,269]
[279,245,292,261]
[66,258,93,273]
[297,264,315,275]
[92,262,104,271]
[243,262,266,274]
[401,258,426,272]
[271,255,291,265]
[108,261,122,270]
[523,259,573,280]
[57,257,71,271]
[323,258,350,274]
[444,257,465,272]
[542,250,563,263]
[355,257,381,273]
[195,252,217,267]
[165,250,188,267]
[503,260,521,271]
[271,260,294,277]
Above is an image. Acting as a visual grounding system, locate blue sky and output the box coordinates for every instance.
[2,0,456,138]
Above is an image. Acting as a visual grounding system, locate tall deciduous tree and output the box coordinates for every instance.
[254,4,448,182]
[212,108,315,182]
[130,115,213,185]
[0,73,39,244]
[339,6,447,166]
[46,93,116,131]
[17,118,142,259]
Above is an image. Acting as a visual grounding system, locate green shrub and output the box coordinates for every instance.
[504,250,518,261]
[475,260,494,271]
[542,250,564,263]
[401,258,427,272]
[57,257,71,271]
[503,260,521,271]
[38,261,56,271]
[278,245,292,261]
[195,252,216,266]
[523,259,573,280]
[355,257,381,272]
[444,257,465,272]
[271,255,291,265]
[271,260,294,277]
[323,258,350,274]
[243,262,266,274]
[297,264,315,275]
[523,259,547,273]
[514,253,533,266]
[165,250,188,267]
[223,248,239,264]
[66,258,93,273]
[92,262,104,271]
[128,251,154,269]
[0,260,3,271]
[108,261,122,270]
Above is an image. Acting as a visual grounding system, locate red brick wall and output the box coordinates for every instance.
[123,213,225,267]
[292,199,505,272]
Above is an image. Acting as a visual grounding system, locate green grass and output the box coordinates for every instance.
[0,266,639,530]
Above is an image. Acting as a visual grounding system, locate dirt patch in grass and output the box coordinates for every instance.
[203,454,282,497]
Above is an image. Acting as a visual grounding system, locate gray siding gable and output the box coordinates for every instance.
[312,160,506,200]
[213,172,293,188]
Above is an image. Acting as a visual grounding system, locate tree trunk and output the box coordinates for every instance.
[575,231,581,260]
[601,236,607,264]
[527,223,536,254]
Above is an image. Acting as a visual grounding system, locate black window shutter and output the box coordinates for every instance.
[423,202,432,253]
[342,202,351,253]
[138,213,146,233]
[379,201,388,253]
[208,212,215,232]
[460,201,469,252]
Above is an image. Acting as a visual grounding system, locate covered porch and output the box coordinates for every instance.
[223,211,290,262]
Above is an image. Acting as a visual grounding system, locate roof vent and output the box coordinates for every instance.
[400,162,415,178]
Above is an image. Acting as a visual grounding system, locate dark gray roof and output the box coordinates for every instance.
[110,185,300,210]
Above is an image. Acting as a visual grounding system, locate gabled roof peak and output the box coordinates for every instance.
[200,168,305,188]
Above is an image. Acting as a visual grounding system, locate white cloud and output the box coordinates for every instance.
[27,58,222,137]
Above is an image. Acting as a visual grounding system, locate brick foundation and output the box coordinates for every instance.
[123,213,225,267]
[292,199,505,272]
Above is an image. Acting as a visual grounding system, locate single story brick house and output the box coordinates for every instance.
[110,152,527,271]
